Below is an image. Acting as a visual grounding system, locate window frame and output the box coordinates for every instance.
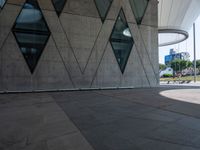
[109,8,134,74]
[12,0,51,73]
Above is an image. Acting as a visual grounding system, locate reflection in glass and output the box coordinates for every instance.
[52,0,67,16]
[110,9,134,73]
[129,0,149,24]
[13,32,49,73]
[12,0,50,73]
[94,0,113,22]
[14,0,49,32]
[0,0,6,8]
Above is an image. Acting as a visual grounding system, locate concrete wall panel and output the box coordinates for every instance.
[83,20,115,88]
[42,10,83,88]
[129,23,158,87]
[61,13,102,72]
[0,4,21,49]
[0,1,158,92]
[140,25,159,80]
[1,33,32,91]
[63,0,99,18]
[141,0,158,27]
[121,46,150,88]
[7,0,25,6]
[91,43,122,88]
[32,37,74,91]
[106,0,121,21]
[122,0,137,23]
[38,0,54,11]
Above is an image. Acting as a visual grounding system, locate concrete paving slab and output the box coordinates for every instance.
[1,87,200,150]
[145,123,200,148]
[47,132,93,150]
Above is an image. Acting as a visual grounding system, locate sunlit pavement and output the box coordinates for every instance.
[1,87,200,150]
[160,81,200,87]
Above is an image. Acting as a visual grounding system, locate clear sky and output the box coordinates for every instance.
[159,15,200,64]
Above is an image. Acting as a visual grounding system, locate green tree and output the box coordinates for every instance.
[170,59,192,72]
[159,64,166,70]
[194,60,200,68]
[194,60,200,74]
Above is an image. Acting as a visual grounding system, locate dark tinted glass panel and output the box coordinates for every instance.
[14,0,49,32]
[13,32,49,73]
[0,0,6,8]
[110,9,134,73]
[12,0,50,73]
[129,0,149,24]
[94,0,113,22]
[52,0,67,16]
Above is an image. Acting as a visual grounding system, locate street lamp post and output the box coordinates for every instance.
[193,23,197,83]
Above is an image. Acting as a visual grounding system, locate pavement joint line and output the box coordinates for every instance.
[1,89,199,121]
[54,95,167,130]
[162,107,200,120]
[43,130,78,142]
[147,119,182,133]
[0,100,56,109]
[1,88,200,149]
[142,136,200,149]
[53,96,164,149]
[22,130,79,147]
[52,97,96,150]
[142,118,200,146]
[93,91,170,110]
[54,93,178,134]
[93,90,200,121]
[131,110,184,124]
[55,101,131,132]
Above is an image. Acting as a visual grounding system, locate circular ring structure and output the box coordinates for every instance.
[158,28,189,47]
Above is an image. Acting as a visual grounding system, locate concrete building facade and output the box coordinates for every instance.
[0,0,158,92]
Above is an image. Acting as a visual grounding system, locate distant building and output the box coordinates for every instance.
[170,49,176,55]
[165,49,190,65]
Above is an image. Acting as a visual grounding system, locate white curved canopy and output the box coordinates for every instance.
[158,0,200,46]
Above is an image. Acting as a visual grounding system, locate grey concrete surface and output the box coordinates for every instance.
[160,81,200,87]
[0,92,94,150]
[0,0,158,92]
[1,87,200,150]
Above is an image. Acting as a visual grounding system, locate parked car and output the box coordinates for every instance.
[160,67,173,77]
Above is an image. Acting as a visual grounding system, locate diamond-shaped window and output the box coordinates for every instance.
[12,0,51,73]
[94,0,113,22]
[0,0,6,9]
[129,0,149,24]
[52,0,67,16]
[110,9,134,73]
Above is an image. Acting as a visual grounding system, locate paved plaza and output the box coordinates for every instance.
[1,86,200,150]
